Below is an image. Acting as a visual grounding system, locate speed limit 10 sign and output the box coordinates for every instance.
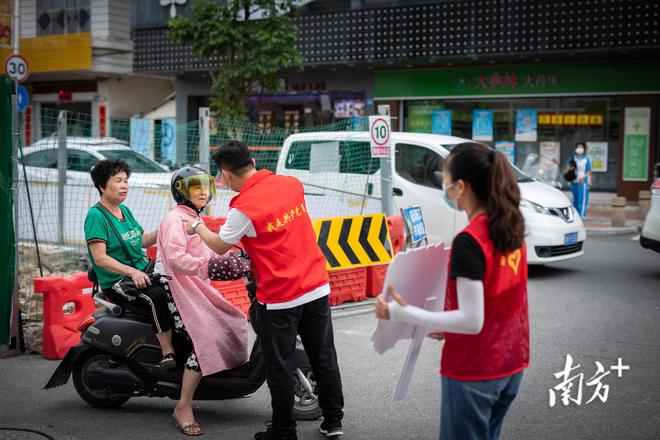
[4,54,29,83]
[369,115,392,158]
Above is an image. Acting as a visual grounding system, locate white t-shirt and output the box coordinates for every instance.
[219,207,330,310]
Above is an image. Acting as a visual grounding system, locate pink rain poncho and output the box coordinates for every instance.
[157,205,249,376]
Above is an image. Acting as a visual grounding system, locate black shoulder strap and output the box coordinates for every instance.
[95,204,141,267]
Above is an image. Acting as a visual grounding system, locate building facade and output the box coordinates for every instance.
[132,0,660,197]
[1,0,174,143]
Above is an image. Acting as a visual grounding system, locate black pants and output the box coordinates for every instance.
[251,295,344,435]
[103,279,173,334]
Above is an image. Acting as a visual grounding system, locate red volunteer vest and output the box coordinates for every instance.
[441,213,530,381]
[229,170,329,304]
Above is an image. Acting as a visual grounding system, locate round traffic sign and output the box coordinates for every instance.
[370,117,391,146]
[4,54,29,83]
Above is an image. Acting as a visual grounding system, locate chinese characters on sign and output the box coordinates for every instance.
[549,354,629,407]
[401,206,427,244]
[538,114,603,126]
[472,72,560,90]
[623,107,650,181]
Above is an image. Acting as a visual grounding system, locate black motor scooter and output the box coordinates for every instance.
[44,275,321,420]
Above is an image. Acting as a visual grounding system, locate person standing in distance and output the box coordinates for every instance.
[183,140,344,440]
[569,142,592,219]
[375,142,529,440]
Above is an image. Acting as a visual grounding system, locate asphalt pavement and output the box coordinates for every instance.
[1,233,659,440]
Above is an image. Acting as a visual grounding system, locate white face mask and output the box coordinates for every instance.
[575,147,585,156]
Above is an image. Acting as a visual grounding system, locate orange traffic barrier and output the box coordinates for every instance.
[329,267,367,306]
[210,279,251,318]
[366,264,389,297]
[146,245,158,260]
[34,273,96,360]
[387,215,405,255]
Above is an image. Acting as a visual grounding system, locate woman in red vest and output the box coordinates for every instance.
[375,141,529,440]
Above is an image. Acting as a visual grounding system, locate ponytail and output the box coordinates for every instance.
[486,151,525,253]
[446,143,525,253]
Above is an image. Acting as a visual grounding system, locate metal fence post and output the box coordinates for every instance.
[380,157,393,216]
[377,106,394,216]
[198,107,210,171]
[57,111,67,243]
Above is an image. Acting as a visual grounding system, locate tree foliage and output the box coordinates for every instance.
[168,0,303,121]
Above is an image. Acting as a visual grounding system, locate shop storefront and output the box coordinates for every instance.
[375,60,660,198]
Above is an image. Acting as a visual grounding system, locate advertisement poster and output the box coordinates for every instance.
[515,109,538,141]
[623,107,650,181]
[472,109,494,141]
[539,141,561,171]
[587,142,608,172]
[130,118,154,158]
[495,141,515,163]
[160,118,177,166]
[432,110,452,136]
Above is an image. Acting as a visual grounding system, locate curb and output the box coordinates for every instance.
[585,225,642,236]
[332,298,375,320]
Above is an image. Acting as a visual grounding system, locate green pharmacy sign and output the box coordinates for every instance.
[623,107,650,182]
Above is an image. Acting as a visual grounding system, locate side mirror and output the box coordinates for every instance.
[432,171,444,189]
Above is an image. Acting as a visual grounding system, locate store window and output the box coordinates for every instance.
[37,0,91,36]
[405,97,619,191]
[395,143,444,189]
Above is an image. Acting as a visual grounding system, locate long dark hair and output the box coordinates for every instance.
[446,142,525,253]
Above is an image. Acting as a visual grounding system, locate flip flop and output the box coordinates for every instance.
[161,352,177,370]
[172,413,203,436]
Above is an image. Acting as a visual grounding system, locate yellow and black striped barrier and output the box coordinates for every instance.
[313,214,393,271]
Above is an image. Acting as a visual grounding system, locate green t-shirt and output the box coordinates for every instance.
[84,203,148,290]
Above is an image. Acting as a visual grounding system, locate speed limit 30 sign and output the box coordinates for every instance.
[4,54,30,83]
[369,115,392,158]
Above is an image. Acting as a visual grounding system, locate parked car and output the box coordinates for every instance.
[17,137,173,244]
[640,177,660,254]
[20,137,172,187]
[277,131,586,264]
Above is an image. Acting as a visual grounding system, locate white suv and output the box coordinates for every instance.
[277,131,586,265]
[640,177,660,254]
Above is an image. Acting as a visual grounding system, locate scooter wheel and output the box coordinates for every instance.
[72,349,131,408]
[293,367,322,420]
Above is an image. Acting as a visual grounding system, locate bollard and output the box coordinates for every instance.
[611,196,626,227]
[638,190,651,220]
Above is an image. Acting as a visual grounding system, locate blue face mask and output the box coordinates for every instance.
[443,182,460,210]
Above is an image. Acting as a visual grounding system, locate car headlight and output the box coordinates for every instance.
[520,199,551,215]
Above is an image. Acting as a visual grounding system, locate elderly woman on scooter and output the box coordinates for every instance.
[158,166,249,436]
[85,158,177,370]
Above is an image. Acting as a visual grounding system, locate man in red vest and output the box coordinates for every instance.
[184,141,344,440]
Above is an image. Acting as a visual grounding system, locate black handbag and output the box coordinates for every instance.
[563,159,577,182]
[87,205,152,298]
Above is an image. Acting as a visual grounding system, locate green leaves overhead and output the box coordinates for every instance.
[168,0,304,121]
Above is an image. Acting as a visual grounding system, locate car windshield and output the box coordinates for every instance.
[100,150,165,173]
[442,143,534,183]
